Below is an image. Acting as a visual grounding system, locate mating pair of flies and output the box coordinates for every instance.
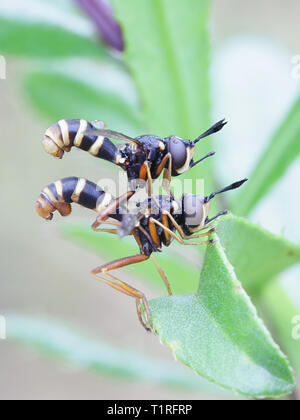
[36,118,247,331]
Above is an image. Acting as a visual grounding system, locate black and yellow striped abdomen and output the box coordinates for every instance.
[42,119,123,165]
[36,177,113,220]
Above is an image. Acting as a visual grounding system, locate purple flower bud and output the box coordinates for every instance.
[75,0,124,52]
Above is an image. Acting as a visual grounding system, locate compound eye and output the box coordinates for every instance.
[184,194,205,226]
[168,137,187,170]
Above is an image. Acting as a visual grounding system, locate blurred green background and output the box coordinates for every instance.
[1,0,300,399]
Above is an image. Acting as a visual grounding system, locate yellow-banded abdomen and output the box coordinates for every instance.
[36,177,113,220]
[42,119,122,165]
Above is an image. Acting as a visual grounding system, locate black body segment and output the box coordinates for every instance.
[36,177,113,220]
[42,118,227,189]
[47,177,106,207]
[60,176,79,203]
[43,119,121,165]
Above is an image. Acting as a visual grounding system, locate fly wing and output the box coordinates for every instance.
[83,127,141,146]
[118,211,141,238]
[117,198,149,238]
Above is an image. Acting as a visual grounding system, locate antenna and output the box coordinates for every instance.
[204,179,248,203]
[194,119,227,144]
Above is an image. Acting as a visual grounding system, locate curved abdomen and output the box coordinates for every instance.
[36,177,113,220]
[42,119,122,165]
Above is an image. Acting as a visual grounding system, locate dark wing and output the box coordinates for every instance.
[83,128,141,146]
[117,200,149,238]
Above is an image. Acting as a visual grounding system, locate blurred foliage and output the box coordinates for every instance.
[24,62,144,134]
[75,0,124,51]
[112,0,214,194]
[5,312,233,397]
[112,0,211,136]
[0,0,107,58]
[0,0,299,399]
[234,94,300,216]
[262,280,300,381]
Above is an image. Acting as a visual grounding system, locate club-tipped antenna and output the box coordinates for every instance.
[194,119,227,144]
[204,178,248,203]
[190,151,216,168]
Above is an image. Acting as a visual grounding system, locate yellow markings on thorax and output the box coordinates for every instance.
[89,135,104,156]
[158,141,165,151]
[95,192,113,213]
[58,120,70,147]
[74,119,88,147]
[116,154,125,165]
[71,178,86,203]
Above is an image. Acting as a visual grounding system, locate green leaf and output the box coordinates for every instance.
[233,94,300,216]
[262,279,300,379]
[5,312,233,397]
[62,222,201,295]
[0,0,106,58]
[112,0,215,192]
[149,237,295,398]
[23,61,144,135]
[217,214,300,296]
